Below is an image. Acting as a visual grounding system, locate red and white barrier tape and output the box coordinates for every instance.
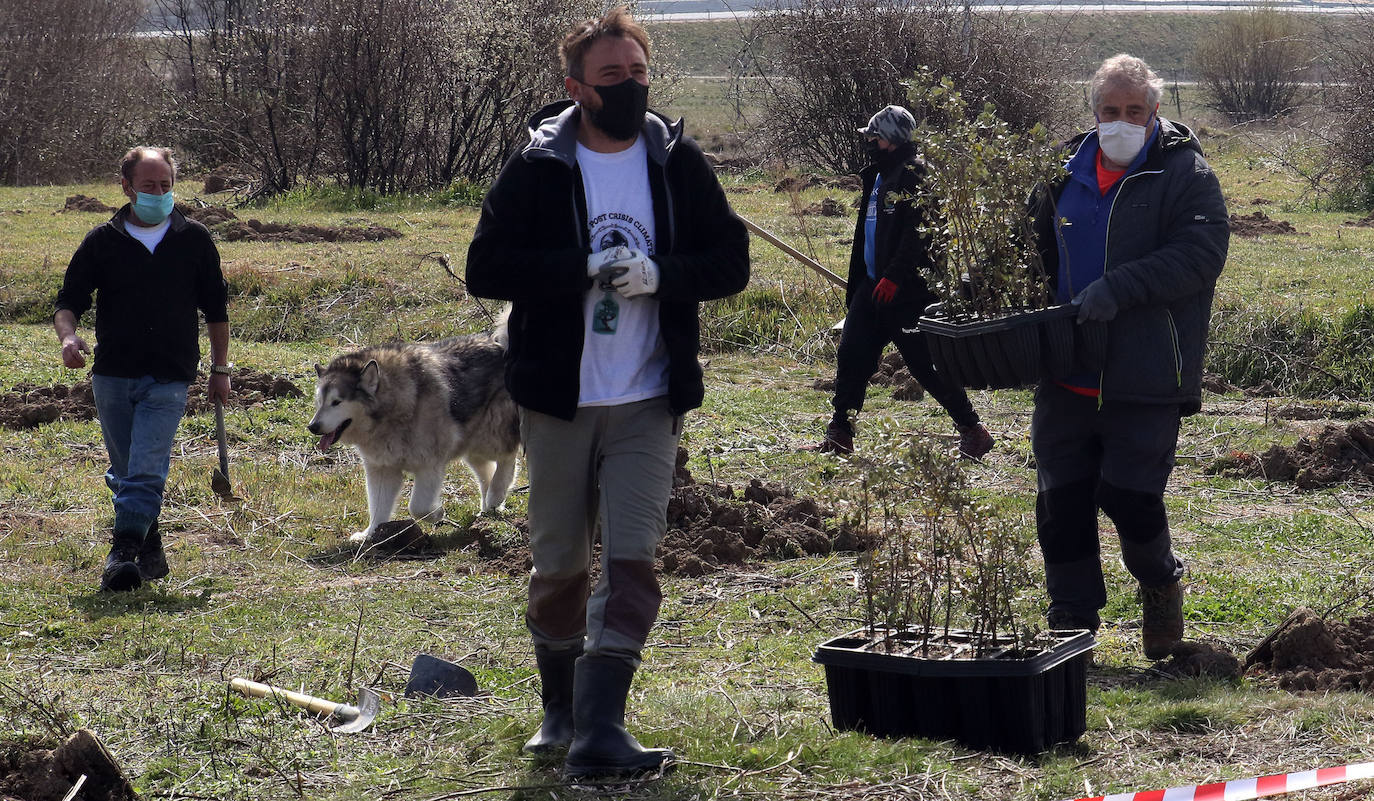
[1066,761,1374,801]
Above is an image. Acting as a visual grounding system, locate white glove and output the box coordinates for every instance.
[608,248,660,298]
[587,246,632,283]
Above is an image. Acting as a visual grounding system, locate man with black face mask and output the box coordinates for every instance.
[466,6,749,781]
[813,104,993,458]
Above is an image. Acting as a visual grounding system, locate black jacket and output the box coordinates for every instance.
[846,143,938,311]
[1030,118,1229,414]
[466,101,750,420]
[54,206,228,382]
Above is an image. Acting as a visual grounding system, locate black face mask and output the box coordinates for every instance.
[585,77,649,141]
[864,139,886,162]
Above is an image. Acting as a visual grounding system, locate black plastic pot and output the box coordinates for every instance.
[814,627,1094,755]
[919,304,1108,388]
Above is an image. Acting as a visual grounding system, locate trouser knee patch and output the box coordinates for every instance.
[1097,482,1167,542]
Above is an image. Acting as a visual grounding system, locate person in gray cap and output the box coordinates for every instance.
[813,104,992,458]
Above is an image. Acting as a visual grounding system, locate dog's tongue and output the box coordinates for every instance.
[319,430,339,451]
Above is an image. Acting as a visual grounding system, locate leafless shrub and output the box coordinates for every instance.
[740,0,1074,173]
[154,0,599,195]
[1192,7,1313,122]
[0,0,151,184]
[1323,11,1374,209]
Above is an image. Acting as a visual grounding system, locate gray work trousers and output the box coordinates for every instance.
[1031,382,1186,628]
[520,396,682,668]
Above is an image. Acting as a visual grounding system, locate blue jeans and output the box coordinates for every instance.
[92,374,189,535]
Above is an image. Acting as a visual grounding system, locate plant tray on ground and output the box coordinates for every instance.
[814,627,1094,754]
[918,304,1107,390]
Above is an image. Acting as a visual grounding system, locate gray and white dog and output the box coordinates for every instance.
[308,332,519,542]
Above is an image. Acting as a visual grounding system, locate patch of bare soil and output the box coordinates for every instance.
[1210,420,1374,488]
[60,195,116,214]
[446,448,867,578]
[811,351,924,401]
[1342,211,1374,228]
[176,203,402,243]
[1246,608,1374,692]
[0,729,138,801]
[0,370,303,430]
[1228,211,1303,238]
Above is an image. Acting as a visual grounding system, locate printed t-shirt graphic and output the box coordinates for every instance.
[575,138,670,407]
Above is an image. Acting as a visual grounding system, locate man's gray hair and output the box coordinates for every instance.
[119,146,178,183]
[1090,54,1163,111]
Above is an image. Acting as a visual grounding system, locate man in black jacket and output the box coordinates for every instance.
[1028,55,1228,660]
[54,146,231,593]
[466,7,749,779]
[815,105,992,458]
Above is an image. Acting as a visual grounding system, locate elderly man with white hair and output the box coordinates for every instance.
[1027,54,1230,660]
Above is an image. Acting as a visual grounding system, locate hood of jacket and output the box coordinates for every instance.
[523,99,683,168]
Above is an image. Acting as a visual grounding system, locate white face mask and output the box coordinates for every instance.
[1096,117,1151,166]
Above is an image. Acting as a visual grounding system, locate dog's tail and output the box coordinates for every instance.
[491,303,512,351]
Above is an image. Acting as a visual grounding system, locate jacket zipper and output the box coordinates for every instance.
[570,164,587,248]
[1099,167,1165,407]
[661,161,676,253]
[1166,309,1182,387]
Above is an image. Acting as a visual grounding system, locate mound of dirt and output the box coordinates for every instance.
[801,197,848,217]
[1229,211,1303,238]
[1156,641,1242,679]
[177,203,239,227]
[449,448,867,578]
[811,351,924,401]
[1246,608,1374,692]
[0,369,304,430]
[217,219,403,243]
[61,195,116,214]
[1342,212,1374,228]
[773,174,862,194]
[774,174,826,193]
[1210,420,1374,488]
[175,202,403,243]
[0,729,138,801]
[202,165,251,194]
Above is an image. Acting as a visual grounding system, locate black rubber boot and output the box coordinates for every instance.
[137,519,169,581]
[563,655,675,779]
[100,529,144,592]
[523,643,581,754]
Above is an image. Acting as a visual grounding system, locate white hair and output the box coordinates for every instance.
[1090,54,1163,111]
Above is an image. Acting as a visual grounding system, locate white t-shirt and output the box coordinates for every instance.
[576,138,669,407]
[124,217,170,253]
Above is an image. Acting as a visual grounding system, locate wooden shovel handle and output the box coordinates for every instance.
[230,677,342,717]
[737,214,847,289]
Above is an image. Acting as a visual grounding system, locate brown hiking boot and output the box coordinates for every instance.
[1140,580,1184,660]
[816,419,854,454]
[956,423,993,459]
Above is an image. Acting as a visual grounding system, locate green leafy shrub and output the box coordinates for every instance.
[906,72,1065,317]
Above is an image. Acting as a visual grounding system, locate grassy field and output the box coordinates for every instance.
[3,92,1374,800]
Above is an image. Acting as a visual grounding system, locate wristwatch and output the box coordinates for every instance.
[210,363,234,375]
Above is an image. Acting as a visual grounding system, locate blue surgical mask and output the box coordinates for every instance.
[132,191,175,225]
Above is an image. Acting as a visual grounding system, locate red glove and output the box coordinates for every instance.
[872,277,899,304]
